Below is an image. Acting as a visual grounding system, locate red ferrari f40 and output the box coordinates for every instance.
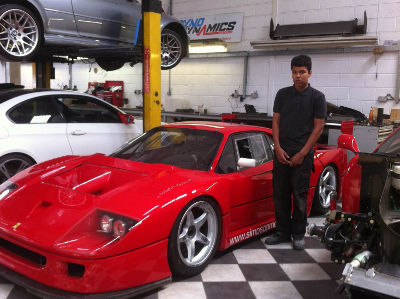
[0,122,347,297]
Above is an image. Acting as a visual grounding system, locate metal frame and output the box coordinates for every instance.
[142,0,162,132]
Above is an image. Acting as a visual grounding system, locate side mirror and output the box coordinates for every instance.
[119,112,134,124]
[337,134,360,153]
[237,158,256,170]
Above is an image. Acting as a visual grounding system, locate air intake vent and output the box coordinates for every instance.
[68,263,85,277]
[0,237,46,267]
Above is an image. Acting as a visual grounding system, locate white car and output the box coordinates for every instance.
[0,87,142,183]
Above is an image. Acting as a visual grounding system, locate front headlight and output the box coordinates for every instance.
[100,215,113,233]
[113,220,127,238]
[99,212,136,238]
[55,210,139,255]
[0,181,18,200]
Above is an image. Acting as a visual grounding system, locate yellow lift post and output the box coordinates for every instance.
[142,0,162,132]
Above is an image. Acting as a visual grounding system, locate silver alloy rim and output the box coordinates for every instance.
[161,32,182,68]
[318,165,337,208]
[177,201,218,267]
[0,157,32,181]
[0,9,39,57]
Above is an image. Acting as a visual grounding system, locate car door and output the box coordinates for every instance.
[55,95,139,156]
[6,96,71,163]
[71,0,140,43]
[38,0,78,36]
[215,132,275,231]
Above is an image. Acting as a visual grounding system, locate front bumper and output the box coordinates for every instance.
[0,263,171,298]
[0,236,171,295]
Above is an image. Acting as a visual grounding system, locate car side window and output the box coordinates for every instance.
[8,97,65,124]
[265,134,274,155]
[215,132,272,174]
[55,96,121,123]
[215,137,237,174]
[263,134,274,161]
[235,132,272,168]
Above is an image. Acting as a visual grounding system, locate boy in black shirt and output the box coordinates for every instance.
[265,55,326,250]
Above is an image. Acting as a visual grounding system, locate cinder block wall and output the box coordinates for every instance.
[59,0,400,116]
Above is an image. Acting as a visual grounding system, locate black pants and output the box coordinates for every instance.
[273,154,313,239]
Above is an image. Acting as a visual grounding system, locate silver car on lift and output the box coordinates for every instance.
[0,0,188,70]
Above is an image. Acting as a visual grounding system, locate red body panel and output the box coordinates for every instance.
[0,235,170,293]
[339,127,400,214]
[341,156,361,213]
[0,121,347,294]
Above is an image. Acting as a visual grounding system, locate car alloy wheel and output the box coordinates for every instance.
[313,165,337,215]
[168,198,220,276]
[161,29,183,70]
[0,5,41,60]
[0,154,35,184]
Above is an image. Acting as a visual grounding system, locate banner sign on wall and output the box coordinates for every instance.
[180,13,244,42]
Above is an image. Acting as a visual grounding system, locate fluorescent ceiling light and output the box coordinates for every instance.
[189,40,228,54]
[189,44,227,54]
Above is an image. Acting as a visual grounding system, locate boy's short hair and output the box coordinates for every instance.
[291,55,312,72]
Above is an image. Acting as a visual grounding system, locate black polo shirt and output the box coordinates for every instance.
[273,85,326,156]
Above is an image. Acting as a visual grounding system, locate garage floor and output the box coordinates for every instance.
[0,216,346,299]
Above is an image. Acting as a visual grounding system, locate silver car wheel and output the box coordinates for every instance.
[0,154,34,183]
[177,201,218,267]
[318,165,337,209]
[0,8,39,57]
[161,30,182,69]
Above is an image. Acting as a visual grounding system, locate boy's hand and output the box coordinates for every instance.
[275,147,290,164]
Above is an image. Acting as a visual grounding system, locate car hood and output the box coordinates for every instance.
[0,154,210,254]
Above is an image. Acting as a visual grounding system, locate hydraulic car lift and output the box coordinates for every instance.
[34,62,53,89]
[142,0,162,131]
[31,0,162,130]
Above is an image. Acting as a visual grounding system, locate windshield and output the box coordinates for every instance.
[375,127,400,154]
[112,127,223,171]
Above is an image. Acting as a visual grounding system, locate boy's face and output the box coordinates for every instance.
[291,66,311,90]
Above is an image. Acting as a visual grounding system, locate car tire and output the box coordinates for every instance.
[168,198,220,277]
[95,58,125,71]
[161,29,184,70]
[0,4,42,61]
[0,153,35,184]
[312,165,337,215]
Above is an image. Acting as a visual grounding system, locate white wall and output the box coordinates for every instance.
[70,62,144,108]
[59,0,400,116]
[20,63,33,88]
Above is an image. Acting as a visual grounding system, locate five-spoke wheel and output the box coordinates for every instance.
[312,165,337,215]
[168,198,220,276]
